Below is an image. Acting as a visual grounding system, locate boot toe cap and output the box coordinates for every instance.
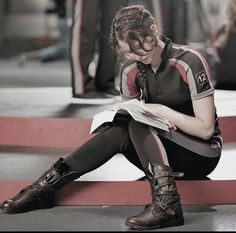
[125,217,143,228]
[126,217,138,224]
[1,200,16,214]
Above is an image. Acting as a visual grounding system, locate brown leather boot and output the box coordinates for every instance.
[125,164,184,230]
[1,158,80,214]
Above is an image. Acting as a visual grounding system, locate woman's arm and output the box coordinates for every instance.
[145,95,215,140]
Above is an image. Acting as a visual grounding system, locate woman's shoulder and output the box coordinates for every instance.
[170,43,207,66]
[120,61,138,76]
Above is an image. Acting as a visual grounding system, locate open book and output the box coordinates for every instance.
[90,99,170,134]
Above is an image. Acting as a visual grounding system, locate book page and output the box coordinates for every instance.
[125,109,169,131]
[90,99,170,134]
[90,110,117,134]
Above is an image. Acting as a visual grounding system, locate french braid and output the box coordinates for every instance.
[137,62,149,102]
[109,5,160,102]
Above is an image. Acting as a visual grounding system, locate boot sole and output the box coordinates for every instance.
[125,217,184,230]
[0,203,54,214]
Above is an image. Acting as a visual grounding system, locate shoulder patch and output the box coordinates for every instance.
[195,70,208,86]
[194,69,212,94]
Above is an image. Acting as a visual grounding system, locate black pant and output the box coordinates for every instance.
[65,120,220,180]
[70,0,128,95]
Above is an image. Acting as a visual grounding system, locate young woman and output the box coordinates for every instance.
[1,5,222,230]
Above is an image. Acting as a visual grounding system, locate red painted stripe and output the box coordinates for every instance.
[0,116,235,148]
[219,116,236,144]
[0,117,93,148]
[0,180,236,205]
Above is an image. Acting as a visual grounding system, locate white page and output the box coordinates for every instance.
[90,110,117,134]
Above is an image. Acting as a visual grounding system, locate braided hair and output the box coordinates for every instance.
[109,5,158,58]
[109,5,160,102]
[137,62,149,102]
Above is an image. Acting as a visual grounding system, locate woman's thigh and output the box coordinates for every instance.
[161,138,220,179]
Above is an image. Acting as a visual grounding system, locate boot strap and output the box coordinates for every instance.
[152,199,176,216]
[155,190,180,196]
[39,159,80,191]
[153,180,175,190]
[154,171,184,179]
[41,168,64,191]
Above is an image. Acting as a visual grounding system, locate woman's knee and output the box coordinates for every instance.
[101,125,131,148]
[128,120,147,133]
[103,125,129,137]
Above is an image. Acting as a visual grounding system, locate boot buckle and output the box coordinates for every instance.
[153,197,167,209]
[161,171,169,177]
[158,201,167,210]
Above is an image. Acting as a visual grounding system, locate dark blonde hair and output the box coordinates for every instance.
[109,5,158,57]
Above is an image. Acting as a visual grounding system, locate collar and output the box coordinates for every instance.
[158,36,172,71]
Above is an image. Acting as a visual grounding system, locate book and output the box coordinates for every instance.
[90,99,170,134]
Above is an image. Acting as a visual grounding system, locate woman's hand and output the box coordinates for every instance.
[166,120,177,131]
[145,103,177,130]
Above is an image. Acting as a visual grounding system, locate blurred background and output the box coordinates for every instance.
[0,0,235,90]
[0,0,235,181]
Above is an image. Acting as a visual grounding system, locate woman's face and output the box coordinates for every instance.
[117,38,157,64]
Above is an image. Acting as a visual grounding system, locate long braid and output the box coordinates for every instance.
[137,62,149,102]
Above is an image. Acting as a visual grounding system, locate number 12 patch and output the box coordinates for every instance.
[195,70,208,86]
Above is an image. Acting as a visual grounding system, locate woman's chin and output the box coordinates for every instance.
[140,58,150,64]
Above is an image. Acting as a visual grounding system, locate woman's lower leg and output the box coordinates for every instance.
[128,120,169,168]
[65,125,138,175]
[1,125,136,214]
[127,121,184,230]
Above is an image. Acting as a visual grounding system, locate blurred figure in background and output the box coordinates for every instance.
[18,0,70,64]
[70,0,128,100]
[185,0,226,87]
[211,0,236,89]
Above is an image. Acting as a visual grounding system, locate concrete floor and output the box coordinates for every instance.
[0,58,236,231]
[1,205,236,232]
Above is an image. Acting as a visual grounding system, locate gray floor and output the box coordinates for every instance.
[1,58,236,231]
[1,205,236,232]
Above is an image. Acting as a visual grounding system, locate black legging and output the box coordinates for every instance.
[65,120,144,176]
[65,120,220,179]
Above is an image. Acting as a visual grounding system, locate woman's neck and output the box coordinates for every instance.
[150,39,165,69]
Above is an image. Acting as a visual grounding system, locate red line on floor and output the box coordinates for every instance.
[0,180,236,205]
[0,116,235,148]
